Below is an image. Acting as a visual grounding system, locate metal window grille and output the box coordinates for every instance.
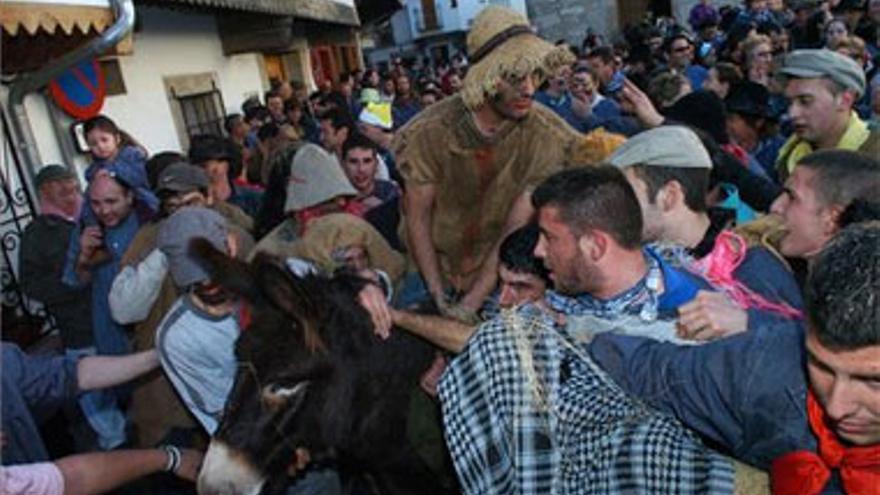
[171,81,226,138]
[1,107,57,345]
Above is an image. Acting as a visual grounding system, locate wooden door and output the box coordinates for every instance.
[264,54,285,82]
[617,0,652,27]
[310,47,336,87]
[421,0,439,30]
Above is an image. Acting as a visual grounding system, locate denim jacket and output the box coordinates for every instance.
[589,321,816,470]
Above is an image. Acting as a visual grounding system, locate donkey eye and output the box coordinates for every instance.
[261,381,309,406]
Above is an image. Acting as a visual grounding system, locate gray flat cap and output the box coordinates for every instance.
[608,126,713,170]
[778,49,866,97]
[157,162,209,194]
[158,206,228,288]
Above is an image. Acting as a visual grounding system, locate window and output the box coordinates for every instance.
[175,88,225,138]
[164,73,227,148]
[99,58,127,96]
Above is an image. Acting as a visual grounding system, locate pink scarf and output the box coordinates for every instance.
[690,230,803,319]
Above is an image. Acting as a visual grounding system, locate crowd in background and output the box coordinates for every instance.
[3,0,880,493]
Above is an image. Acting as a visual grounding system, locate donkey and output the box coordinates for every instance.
[190,239,456,495]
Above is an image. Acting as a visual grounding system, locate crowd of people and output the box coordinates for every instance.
[3,1,880,494]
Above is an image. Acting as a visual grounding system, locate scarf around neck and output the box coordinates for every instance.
[771,391,880,495]
[546,249,662,322]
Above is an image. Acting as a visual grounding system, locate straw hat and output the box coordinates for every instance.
[461,5,575,109]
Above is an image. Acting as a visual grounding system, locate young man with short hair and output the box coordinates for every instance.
[775,49,880,181]
[437,166,741,494]
[589,221,880,494]
[771,149,880,262]
[318,107,355,161]
[608,126,803,339]
[664,33,709,90]
[367,223,551,352]
[341,133,402,250]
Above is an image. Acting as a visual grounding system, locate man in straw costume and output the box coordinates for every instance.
[392,5,624,320]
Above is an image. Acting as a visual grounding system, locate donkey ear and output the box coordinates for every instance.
[189,238,262,303]
[252,253,319,323]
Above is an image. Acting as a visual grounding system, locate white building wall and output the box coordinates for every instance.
[392,8,415,45]
[23,93,67,168]
[18,5,266,173]
[101,6,264,154]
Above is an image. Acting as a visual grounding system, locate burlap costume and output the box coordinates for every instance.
[249,144,405,283]
[252,214,405,284]
[393,6,624,291]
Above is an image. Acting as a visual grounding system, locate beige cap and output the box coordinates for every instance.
[284,144,357,213]
[608,126,713,170]
[778,49,866,97]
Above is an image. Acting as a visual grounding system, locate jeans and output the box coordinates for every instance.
[66,347,127,450]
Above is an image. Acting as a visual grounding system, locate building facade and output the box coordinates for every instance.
[527,0,740,46]
[366,0,528,67]
[0,0,390,343]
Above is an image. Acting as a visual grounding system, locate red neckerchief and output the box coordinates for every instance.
[237,303,252,332]
[771,391,880,494]
[294,199,365,235]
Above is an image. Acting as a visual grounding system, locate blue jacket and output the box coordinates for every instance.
[685,65,709,90]
[63,212,142,356]
[735,246,804,315]
[1,343,79,464]
[588,322,816,471]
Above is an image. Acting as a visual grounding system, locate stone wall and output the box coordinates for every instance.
[527,0,620,47]
[528,0,741,47]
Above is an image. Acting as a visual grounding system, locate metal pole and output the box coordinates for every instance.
[44,89,80,169]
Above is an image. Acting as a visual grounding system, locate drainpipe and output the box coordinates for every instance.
[6,0,135,198]
[45,88,80,168]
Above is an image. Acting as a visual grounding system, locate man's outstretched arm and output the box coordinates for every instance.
[77,349,159,391]
[58,447,203,495]
[392,309,475,353]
